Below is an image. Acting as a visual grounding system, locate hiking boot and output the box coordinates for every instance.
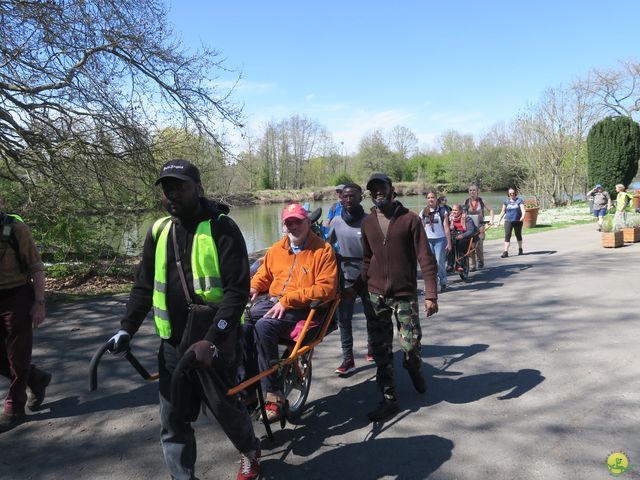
[0,412,25,433]
[501,251,509,258]
[334,358,356,376]
[27,370,52,411]
[408,369,427,394]
[518,248,524,255]
[237,448,261,480]
[367,397,399,422]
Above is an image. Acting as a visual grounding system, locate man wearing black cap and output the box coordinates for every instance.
[360,172,438,421]
[105,159,261,480]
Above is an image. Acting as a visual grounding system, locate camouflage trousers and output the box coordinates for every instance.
[367,293,422,398]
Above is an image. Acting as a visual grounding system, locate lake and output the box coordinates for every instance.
[125,191,509,255]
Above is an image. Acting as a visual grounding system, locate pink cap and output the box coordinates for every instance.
[282,203,308,221]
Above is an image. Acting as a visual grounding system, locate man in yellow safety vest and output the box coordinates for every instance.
[106,159,261,480]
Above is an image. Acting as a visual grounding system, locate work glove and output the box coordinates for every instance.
[186,340,219,369]
[108,329,131,356]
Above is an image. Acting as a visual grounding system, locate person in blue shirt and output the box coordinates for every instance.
[325,184,345,225]
[497,187,526,258]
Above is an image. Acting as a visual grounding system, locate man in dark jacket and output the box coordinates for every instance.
[106,160,261,480]
[361,172,439,421]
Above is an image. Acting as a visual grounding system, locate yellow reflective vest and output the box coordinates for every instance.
[151,216,223,339]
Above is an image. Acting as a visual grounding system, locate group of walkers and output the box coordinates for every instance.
[0,159,552,480]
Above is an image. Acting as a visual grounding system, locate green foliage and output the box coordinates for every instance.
[331,172,354,186]
[587,116,640,192]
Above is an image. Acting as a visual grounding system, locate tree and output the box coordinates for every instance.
[587,116,640,193]
[579,61,640,119]
[389,125,418,160]
[0,0,242,214]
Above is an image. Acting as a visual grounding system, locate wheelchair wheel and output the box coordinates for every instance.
[282,350,313,420]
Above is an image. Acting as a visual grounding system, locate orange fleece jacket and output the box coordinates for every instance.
[251,232,338,309]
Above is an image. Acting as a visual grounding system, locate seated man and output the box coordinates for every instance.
[247,203,338,422]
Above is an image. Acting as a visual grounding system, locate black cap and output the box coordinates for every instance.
[155,159,201,185]
[366,172,392,191]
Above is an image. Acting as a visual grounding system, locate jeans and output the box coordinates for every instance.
[428,237,448,287]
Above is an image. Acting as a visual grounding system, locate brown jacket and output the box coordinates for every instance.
[361,201,437,300]
[0,217,44,290]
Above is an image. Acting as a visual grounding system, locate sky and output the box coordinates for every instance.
[167,1,640,153]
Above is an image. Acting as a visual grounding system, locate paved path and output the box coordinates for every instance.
[1,223,639,479]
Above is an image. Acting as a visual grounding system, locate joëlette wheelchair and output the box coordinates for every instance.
[449,221,491,281]
[89,294,340,442]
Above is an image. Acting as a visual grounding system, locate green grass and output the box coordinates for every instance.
[483,218,594,241]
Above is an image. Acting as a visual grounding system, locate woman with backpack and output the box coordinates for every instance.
[419,189,451,293]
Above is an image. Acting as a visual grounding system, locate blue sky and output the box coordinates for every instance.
[167,1,640,152]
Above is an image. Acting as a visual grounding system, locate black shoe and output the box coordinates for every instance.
[501,251,509,258]
[478,262,484,269]
[408,369,427,393]
[440,284,447,293]
[27,370,52,411]
[0,412,25,433]
[518,248,524,255]
[367,397,399,422]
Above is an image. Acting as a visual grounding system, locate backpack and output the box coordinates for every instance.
[0,213,23,268]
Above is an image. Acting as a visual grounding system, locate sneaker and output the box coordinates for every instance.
[439,284,447,293]
[365,353,375,362]
[478,262,484,269]
[518,248,524,255]
[470,266,476,272]
[501,251,509,258]
[27,370,52,411]
[367,396,399,421]
[408,369,427,393]
[237,448,261,480]
[334,358,356,375]
[0,412,25,433]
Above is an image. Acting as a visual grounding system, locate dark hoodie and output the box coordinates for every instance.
[120,198,249,346]
[361,200,438,300]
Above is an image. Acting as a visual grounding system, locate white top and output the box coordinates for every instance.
[420,207,446,239]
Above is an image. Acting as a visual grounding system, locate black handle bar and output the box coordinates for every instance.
[88,340,154,391]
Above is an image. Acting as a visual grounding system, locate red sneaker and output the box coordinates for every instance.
[237,448,261,480]
[334,358,356,375]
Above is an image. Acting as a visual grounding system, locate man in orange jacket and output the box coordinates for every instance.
[247,203,338,422]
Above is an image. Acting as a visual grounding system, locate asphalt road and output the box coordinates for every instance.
[1,223,639,480]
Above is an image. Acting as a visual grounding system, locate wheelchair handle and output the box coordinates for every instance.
[88,340,156,392]
[88,340,114,391]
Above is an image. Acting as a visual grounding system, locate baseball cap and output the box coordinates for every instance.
[155,159,201,185]
[335,184,345,192]
[595,184,603,189]
[282,203,308,221]
[366,172,392,191]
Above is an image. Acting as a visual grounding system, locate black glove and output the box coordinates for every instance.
[186,340,218,369]
[108,329,131,356]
